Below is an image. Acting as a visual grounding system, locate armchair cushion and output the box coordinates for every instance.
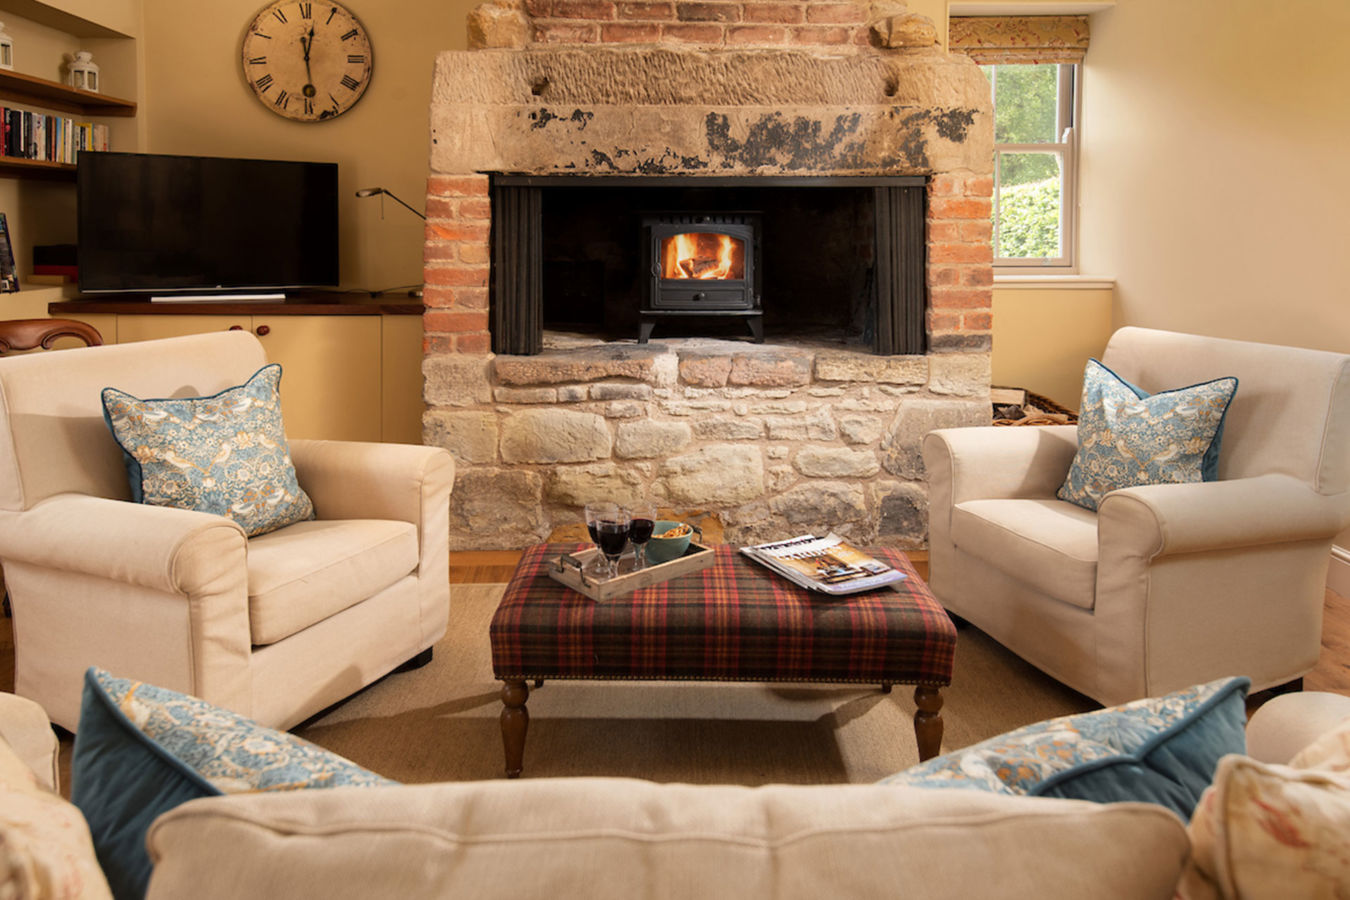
[951,498,1098,609]
[247,519,419,645]
[100,363,315,537]
[881,677,1250,821]
[1057,359,1237,511]
[72,668,392,900]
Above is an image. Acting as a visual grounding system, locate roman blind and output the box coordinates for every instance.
[949,16,1089,65]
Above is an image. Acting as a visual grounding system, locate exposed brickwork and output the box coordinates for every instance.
[424,175,492,353]
[926,171,994,353]
[526,0,869,48]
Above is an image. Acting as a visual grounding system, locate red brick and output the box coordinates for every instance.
[424,310,489,334]
[458,242,491,265]
[961,266,994,287]
[929,196,992,220]
[929,286,992,310]
[553,0,616,18]
[602,22,661,40]
[524,0,553,16]
[742,3,803,24]
[805,3,864,24]
[927,265,960,287]
[927,173,961,197]
[677,2,740,22]
[423,242,458,263]
[930,242,993,264]
[421,285,456,309]
[424,265,489,287]
[726,24,786,43]
[427,175,489,197]
[425,222,489,243]
[423,333,456,355]
[459,198,492,220]
[535,22,601,41]
[928,311,961,332]
[927,221,960,242]
[618,1,675,17]
[424,197,454,220]
[962,311,992,330]
[661,22,724,41]
[790,25,850,44]
[455,332,493,354]
[960,220,993,243]
[452,287,490,310]
[965,175,994,198]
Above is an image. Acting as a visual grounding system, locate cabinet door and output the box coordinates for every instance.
[381,314,425,444]
[252,315,381,442]
[115,315,251,344]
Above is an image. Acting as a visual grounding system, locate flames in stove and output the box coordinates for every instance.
[661,232,745,281]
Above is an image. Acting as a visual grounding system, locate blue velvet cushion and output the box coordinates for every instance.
[101,363,315,537]
[71,668,393,900]
[880,676,1250,821]
[1057,358,1238,511]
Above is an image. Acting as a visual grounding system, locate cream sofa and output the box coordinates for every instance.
[0,331,454,731]
[924,327,1350,707]
[4,689,1349,900]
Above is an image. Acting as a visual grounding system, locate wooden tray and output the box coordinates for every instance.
[548,542,716,601]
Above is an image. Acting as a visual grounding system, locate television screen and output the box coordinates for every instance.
[77,152,339,294]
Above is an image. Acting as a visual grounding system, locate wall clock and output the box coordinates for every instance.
[241,1,373,122]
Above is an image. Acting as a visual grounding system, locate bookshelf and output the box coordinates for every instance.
[0,68,136,179]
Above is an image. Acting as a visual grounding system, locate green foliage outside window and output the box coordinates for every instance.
[998,177,1061,259]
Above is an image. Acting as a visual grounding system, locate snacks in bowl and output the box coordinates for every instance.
[656,523,692,539]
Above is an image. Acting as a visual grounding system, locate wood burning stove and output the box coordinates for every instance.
[640,213,762,343]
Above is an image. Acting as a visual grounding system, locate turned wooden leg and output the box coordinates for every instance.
[534,678,544,688]
[913,684,944,762]
[500,679,530,778]
[880,682,892,694]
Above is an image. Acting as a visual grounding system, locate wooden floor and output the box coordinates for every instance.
[452,549,1350,697]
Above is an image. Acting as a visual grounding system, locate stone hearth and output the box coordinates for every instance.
[422,3,995,550]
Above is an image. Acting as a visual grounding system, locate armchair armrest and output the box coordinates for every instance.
[1097,474,1350,558]
[289,440,455,524]
[923,425,1079,503]
[1245,691,1350,765]
[0,692,59,792]
[0,494,246,595]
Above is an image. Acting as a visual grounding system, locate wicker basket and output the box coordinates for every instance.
[992,386,1079,427]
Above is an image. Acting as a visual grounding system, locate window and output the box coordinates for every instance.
[950,15,1089,272]
[984,62,1078,268]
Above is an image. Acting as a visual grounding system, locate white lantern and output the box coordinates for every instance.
[0,22,14,71]
[69,51,99,93]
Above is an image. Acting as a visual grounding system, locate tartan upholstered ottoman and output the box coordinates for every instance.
[489,543,957,778]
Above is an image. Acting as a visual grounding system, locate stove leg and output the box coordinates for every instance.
[747,317,764,343]
[639,320,655,344]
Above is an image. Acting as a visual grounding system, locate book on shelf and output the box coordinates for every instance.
[0,106,108,162]
[740,533,907,595]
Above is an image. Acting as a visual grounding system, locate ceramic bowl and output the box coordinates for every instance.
[644,520,693,564]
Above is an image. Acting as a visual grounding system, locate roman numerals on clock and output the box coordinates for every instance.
[241,0,373,122]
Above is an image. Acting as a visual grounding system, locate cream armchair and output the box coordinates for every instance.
[0,330,453,732]
[923,327,1350,707]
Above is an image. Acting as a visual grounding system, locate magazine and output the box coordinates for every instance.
[740,533,907,595]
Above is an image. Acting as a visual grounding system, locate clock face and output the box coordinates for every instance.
[241,1,373,122]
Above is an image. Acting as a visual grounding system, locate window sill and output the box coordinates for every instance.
[993,274,1115,290]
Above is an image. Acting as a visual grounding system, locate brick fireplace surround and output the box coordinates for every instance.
[422,1,994,551]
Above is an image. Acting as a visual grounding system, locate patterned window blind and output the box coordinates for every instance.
[948,16,1090,65]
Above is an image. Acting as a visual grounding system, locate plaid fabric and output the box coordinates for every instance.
[491,544,955,686]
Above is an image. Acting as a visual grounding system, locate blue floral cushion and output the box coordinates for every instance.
[880,677,1249,821]
[101,363,315,537]
[72,668,392,900]
[1057,359,1237,511]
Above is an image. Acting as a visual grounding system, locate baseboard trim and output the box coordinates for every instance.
[1330,545,1350,598]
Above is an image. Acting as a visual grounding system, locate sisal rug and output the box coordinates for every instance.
[292,584,1098,786]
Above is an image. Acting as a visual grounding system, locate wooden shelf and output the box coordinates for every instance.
[0,156,76,179]
[0,69,136,118]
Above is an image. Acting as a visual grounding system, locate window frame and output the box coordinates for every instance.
[988,62,1081,273]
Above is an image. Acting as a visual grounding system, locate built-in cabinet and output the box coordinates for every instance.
[48,300,425,445]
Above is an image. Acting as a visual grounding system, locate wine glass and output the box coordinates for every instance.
[628,502,657,570]
[584,501,629,580]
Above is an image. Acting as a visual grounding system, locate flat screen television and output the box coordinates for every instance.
[77,151,339,295]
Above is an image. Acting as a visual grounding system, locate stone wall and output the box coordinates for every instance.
[424,3,995,550]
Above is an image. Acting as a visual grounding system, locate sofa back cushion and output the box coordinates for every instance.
[1101,327,1350,493]
[145,778,1189,900]
[0,331,267,511]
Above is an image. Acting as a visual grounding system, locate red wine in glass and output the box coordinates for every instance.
[595,520,629,573]
[629,518,655,544]
[628,502,657,569]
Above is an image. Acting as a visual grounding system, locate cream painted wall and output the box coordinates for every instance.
[991,286,1112,409]
[139,0,478,295]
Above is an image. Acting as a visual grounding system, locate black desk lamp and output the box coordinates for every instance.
[355,187,426,220]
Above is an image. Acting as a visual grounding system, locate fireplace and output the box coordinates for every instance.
[641,211,762,344]
[422,8,995,551]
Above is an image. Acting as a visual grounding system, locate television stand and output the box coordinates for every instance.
[149,293,287,303]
